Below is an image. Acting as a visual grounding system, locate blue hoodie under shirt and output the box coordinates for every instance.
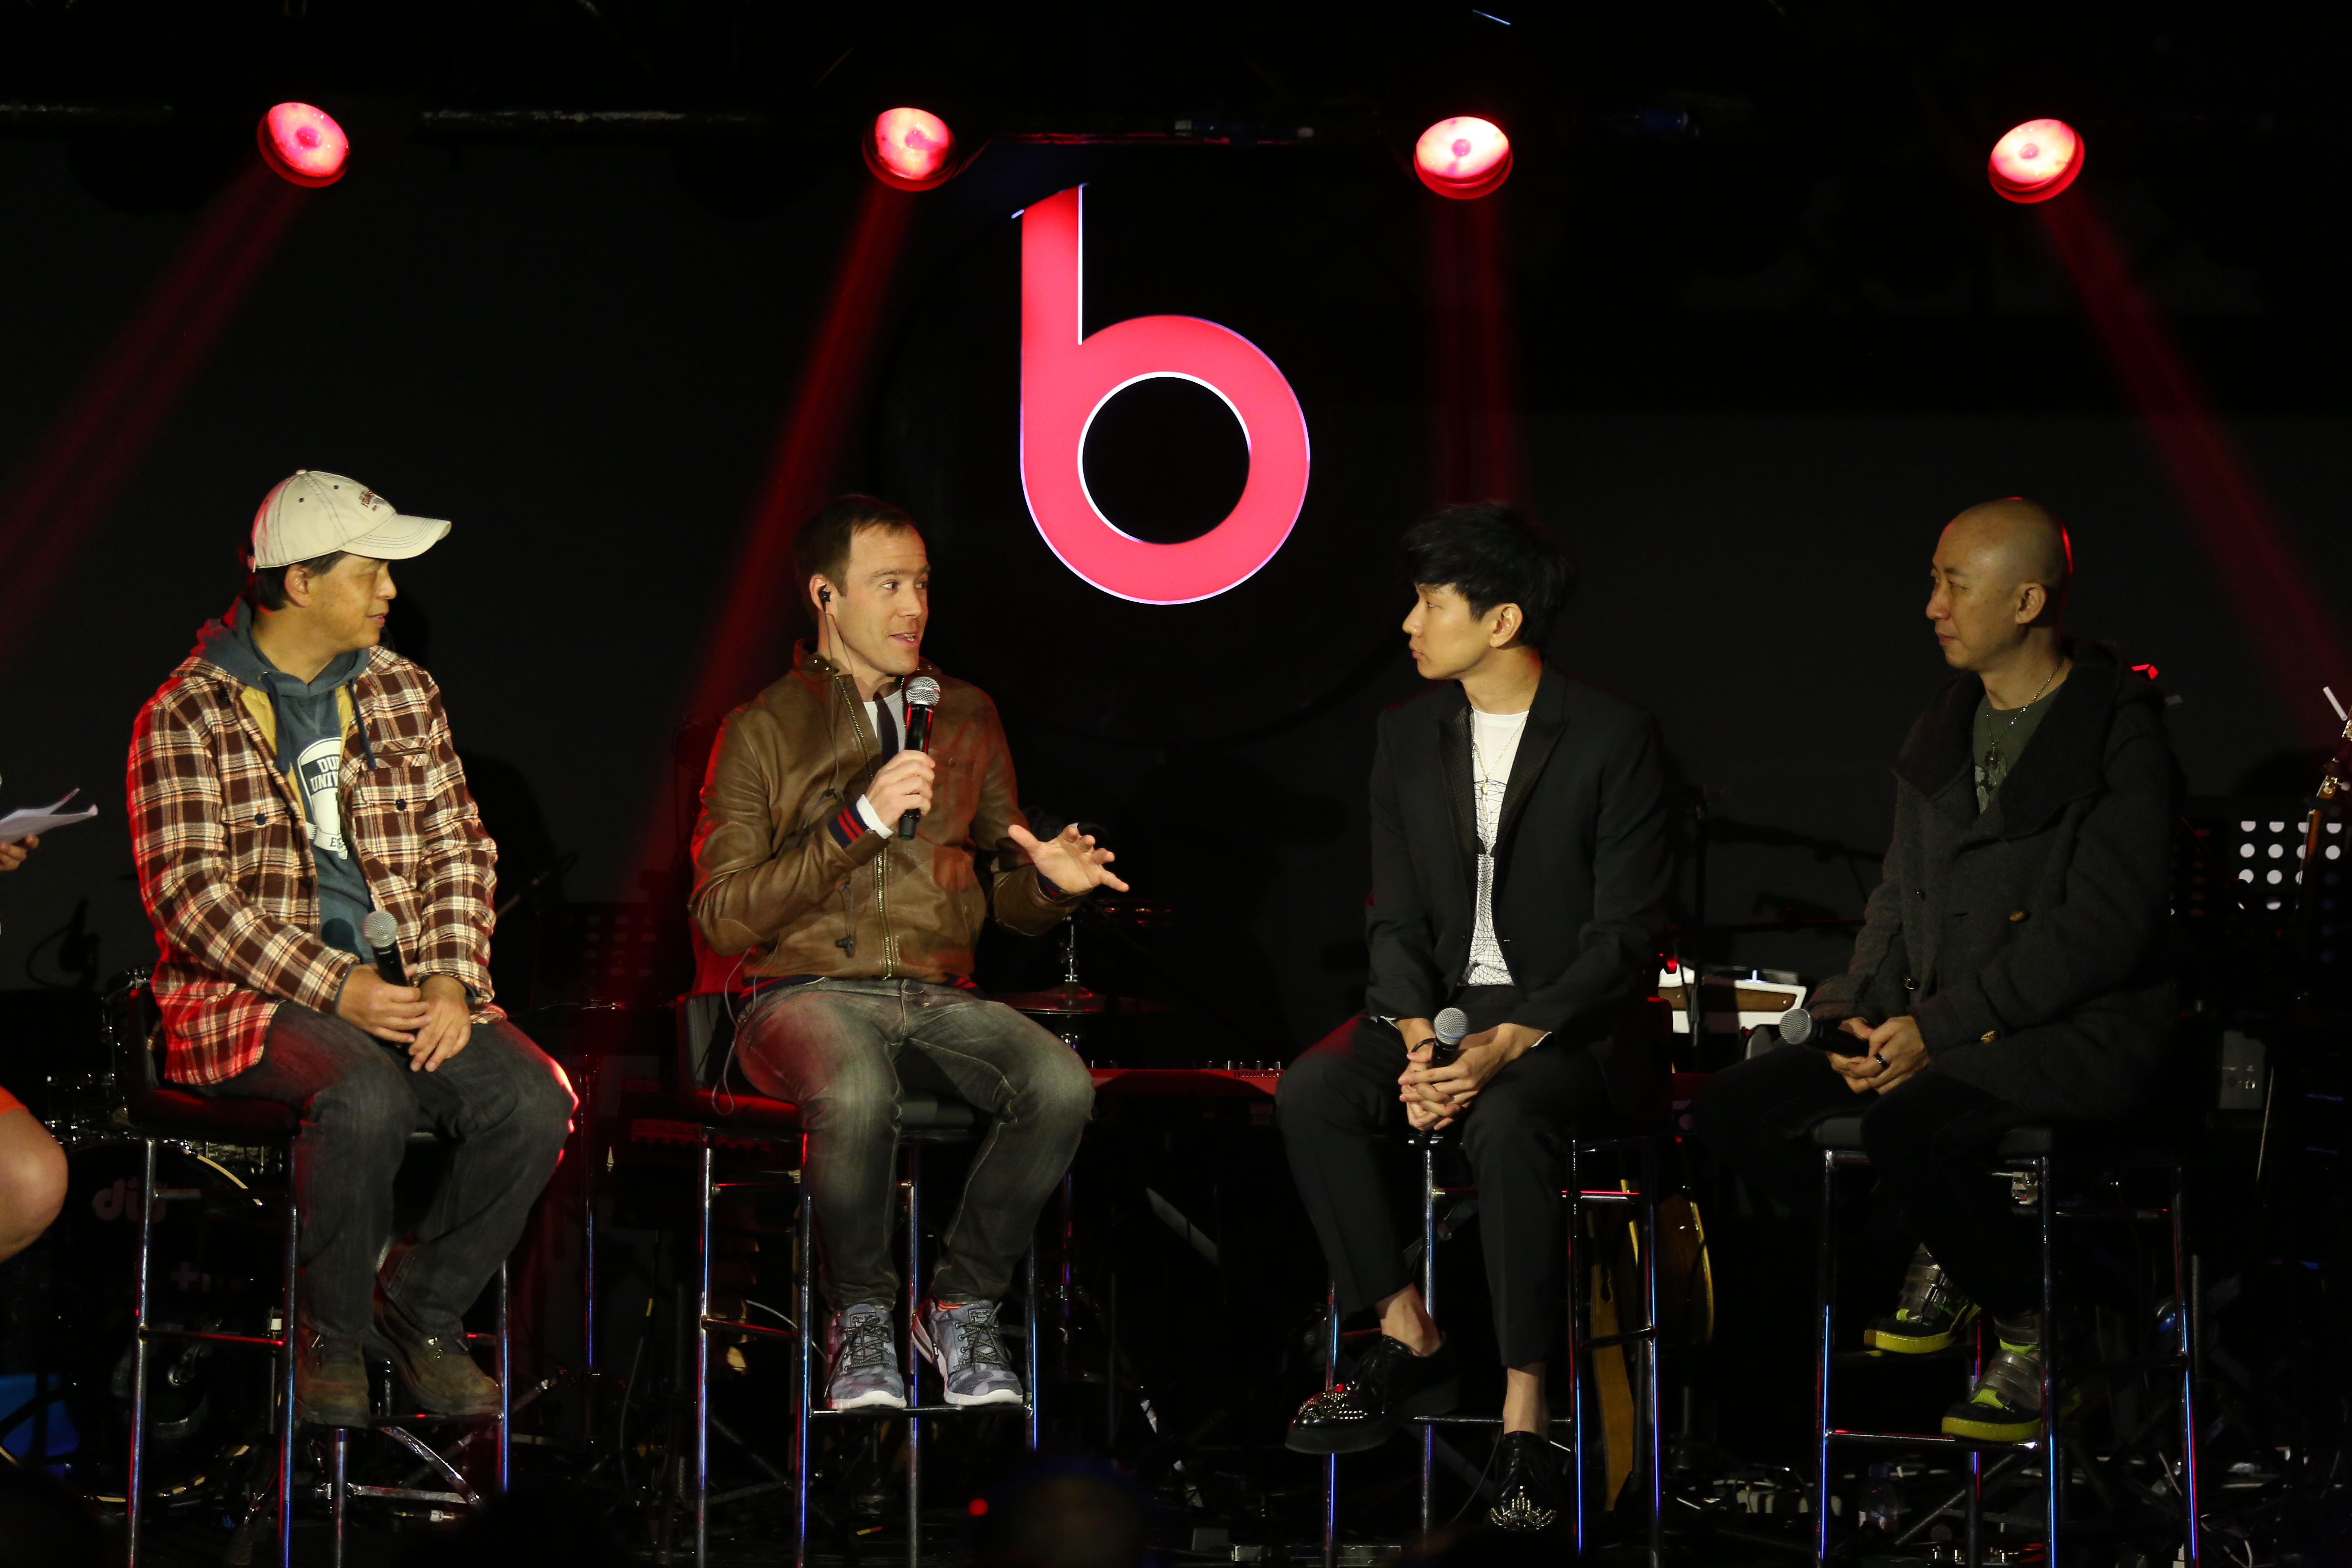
[195,601,377,966]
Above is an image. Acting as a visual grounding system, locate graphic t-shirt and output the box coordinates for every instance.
[253,656,372,961]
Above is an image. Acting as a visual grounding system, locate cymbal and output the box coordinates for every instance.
[992,984,1168,1016]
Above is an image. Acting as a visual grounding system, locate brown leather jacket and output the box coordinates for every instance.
[689,644,1081,987]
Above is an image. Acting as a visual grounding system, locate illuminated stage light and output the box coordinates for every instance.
[256,102,349,188]
[864,107,957,191]
[1414,116,1512,200]
[1987,118,2082,204]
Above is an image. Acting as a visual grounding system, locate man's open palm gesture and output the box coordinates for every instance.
[1007,823,1129,895]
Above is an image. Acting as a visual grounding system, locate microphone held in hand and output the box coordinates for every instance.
[1430,1006,1471,1066]
[1779,1007,1842,1049]
[898,675,942,840]
[359,910,409,988]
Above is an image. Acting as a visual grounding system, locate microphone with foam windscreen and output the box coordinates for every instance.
[898,675,942,840]
[359,910,409,989]
[1430,1006,1471,1066]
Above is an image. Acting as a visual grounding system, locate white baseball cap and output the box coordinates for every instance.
[249,470,450,569]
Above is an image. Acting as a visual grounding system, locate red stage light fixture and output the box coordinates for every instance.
[1414,116,1512,200]
[864,107,957,191]
[1987,118,2083,204]
[257,102,349,187]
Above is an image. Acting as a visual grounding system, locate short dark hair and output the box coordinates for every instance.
[791,494,918,614]
[1399,501,1575,647]
[243,550,350,612]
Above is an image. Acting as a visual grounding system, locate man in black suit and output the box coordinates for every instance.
[1276,503,1674,1532]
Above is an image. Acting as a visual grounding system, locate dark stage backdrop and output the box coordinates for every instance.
[0,133,2342,1054]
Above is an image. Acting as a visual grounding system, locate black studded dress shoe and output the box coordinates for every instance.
[374,1294,500,1417]
[1487,1430,1563,1533]
[1285,1334,1459,1455]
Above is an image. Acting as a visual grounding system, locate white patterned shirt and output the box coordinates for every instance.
[1464,707,1530,985]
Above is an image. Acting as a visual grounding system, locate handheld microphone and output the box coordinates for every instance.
[897,676,942,840]
[1430,1006,1471,1066]
[1778,1007,1851,1050]
[359,910,409,988]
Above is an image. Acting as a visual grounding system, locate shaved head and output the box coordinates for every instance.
[1941,498,2071,620]
[1925,497,2076,691]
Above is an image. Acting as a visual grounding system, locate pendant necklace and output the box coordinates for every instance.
[1984,663,2060,776]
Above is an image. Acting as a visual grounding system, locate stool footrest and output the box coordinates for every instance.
[1826,1426,2042,1452]
[345,1484,472,1507]
[142,1326,285,1350]
[699,1317,799,1342]
[809,1402,1031,1419]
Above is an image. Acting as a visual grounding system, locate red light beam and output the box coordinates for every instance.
[683,182,917,724]
[0,165,308,672]
[1425,191,1523,507]
[2040,190,2352,739]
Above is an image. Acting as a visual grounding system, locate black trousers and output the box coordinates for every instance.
[1688,1046,2038,1317]
[1276,990,1612,1368]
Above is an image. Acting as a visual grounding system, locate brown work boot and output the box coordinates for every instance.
[294,1330,371,1428]
[374,1294,500,1417]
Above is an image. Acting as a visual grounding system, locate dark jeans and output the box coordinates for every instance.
[196,1004,576,1345]
[1689,1045,2037,1316]
[733,978,1095,1312]
[1275,989,1614,1369]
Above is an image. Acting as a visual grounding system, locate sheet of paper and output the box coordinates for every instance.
[0,790,100,842]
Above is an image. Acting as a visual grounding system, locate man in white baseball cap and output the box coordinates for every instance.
[125,471,572,1429]
[246,468,450,570]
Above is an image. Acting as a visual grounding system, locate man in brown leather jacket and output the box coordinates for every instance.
[690,494,1125,1412]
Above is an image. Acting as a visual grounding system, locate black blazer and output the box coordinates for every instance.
[1363,664,1674,1120]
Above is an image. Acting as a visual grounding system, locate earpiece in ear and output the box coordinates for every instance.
[818,586,832,607]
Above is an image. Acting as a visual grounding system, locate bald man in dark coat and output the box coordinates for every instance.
[1691,499,2181,1443]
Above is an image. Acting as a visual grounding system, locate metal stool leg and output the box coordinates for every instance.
[494,1261,511,1494]
[1565,1140,1586,1554]
[330,1426,349,1568]
[2173,1164,2201,1566]
[2039,1155,2058,1568]
[1024,1240,1041,1451]
[1967,1317,1985,1567]
[794,1140,815,1568]
[905,1143,923,1568]
[277,1184,299,1568]
[1417,1134,1438,1535]
[1321,1281,1338,1568]
[1813,1147,1838,1565]
[694,1135,715,1567]
[127,1140,158,1567]
[1639,1139,1664,1568]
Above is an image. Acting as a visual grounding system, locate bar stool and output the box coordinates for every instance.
[1809,1115,2201,1567]
[111,978,511,1567]
[1321,1128,1666,1565]
[669,994,1041,1568]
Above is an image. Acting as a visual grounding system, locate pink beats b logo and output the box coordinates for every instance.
[1020,186,1312,604]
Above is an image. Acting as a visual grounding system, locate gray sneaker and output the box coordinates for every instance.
[913,1298,1024,1408]
[824,1304,907,1411]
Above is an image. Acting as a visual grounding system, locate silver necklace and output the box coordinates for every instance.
[1984,664,2060,775]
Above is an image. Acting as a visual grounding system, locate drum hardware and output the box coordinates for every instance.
[2,1138,278,1510]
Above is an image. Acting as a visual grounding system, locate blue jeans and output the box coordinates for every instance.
[733,979,1094,1312]
[196,1004,576,1344]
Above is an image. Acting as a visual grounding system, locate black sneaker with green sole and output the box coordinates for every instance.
[1866,1247,1979,1355]
[1942,1332,2056,1442]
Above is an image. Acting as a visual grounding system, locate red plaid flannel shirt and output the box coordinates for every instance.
[127,639,501,1085]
